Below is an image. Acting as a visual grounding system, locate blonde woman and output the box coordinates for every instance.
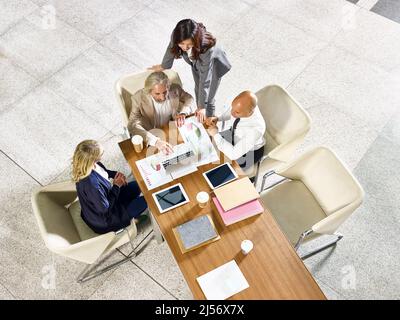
[72,140,147,234]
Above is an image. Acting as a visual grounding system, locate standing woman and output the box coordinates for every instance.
[151,19,231,122]
[72,140,148,234]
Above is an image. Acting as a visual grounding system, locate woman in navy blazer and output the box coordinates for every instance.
[151,19,231,122]
[72,140,147,234]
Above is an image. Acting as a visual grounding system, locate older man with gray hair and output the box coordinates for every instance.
[128,71,195,154]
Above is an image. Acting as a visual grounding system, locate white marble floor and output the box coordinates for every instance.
[1,0,399,300]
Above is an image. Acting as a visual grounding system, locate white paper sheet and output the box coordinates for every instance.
[136,155,172,190]
[196,260,249,300]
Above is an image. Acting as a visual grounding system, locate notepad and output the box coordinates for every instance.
[173,214,220,253]
[196,260,249,300]
[213,177,260,211]
[213,197,264,225]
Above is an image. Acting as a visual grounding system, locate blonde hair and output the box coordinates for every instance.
[72,140,102,182]
[144,71,170,94]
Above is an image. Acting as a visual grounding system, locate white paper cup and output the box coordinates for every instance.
[131,135,143,153]
[241,240,253,255]
[196,191,209,208]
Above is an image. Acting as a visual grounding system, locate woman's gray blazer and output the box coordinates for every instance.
[161,42,231,117]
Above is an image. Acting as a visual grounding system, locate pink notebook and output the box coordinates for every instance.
[212,197,264,226]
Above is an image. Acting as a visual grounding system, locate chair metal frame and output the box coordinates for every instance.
[77,228,154,283]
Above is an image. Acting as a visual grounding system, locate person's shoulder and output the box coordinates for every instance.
[131,88,151,108]
[132,88,146,99]
[200,47,214,58]
[75,172,96,190]
[253,106,266,126]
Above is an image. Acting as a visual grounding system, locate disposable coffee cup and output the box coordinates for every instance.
[196,191,209,208]
[131,135,143,153]
[241,240,253,255]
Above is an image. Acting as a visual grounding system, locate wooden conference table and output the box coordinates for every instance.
[119,124,325,300]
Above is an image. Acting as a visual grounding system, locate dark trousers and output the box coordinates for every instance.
[119,181,147,219]
[192,68,221,117]
[237,145,265,170]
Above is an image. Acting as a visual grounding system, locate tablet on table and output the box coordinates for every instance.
[202,163,238,190]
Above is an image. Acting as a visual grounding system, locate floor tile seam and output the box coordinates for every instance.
[1,6,99,79]
[248,0,360,45]
[306,101,381,135]
[46,128,120,185]
[219,2,259,35]
[116,247,180,300]
[0,41,99,118]
[314,275,348,300]
[84,250,129,300]
[0,86,111,187]
[285,41,399,107]
[0,280,19,300]
[0,1,40,38]
[331,26,400,75]
[362,2,400,25]
[354,131,400,173]
[284,41,343,90]
[0,149,43,186]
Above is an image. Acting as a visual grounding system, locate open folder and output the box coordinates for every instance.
[213,177,260,211]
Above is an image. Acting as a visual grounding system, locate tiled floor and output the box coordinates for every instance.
[372,0,400,24]
[1,0,399,300]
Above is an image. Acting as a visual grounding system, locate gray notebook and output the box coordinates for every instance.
[176,215,218,250]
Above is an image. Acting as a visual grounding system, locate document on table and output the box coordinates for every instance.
[136,155,172,190]
[136,142,198,190]
[178,117,219,167]
[196,260,249,300]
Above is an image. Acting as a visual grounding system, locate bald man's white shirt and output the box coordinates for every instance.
[213,106,266,160]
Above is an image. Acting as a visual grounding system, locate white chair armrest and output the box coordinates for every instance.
[312,200,363,235]
[268,134,308,163]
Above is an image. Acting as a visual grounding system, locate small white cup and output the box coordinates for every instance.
[131,135,143,153]
[196,191,209,208]
[241,240,253,255]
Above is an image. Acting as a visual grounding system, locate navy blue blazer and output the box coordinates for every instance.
[76,162,131,234]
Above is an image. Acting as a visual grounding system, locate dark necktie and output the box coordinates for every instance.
[231,118,241,145]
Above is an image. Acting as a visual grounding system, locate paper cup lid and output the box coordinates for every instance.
[131,135,143,143]
[196,191,209,202]
[241,240,253,250]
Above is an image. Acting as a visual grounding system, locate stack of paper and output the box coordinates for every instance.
[196,260,249,300]
[213,177,260,211]
[212,197,264,226]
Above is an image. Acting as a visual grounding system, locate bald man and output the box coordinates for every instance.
[206,91,266,171]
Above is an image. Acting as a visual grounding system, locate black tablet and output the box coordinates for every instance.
[152,183,190,213]
[203,163,238,190]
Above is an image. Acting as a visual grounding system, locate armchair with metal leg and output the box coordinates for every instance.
[115,69,183,139]
[245,84,311,189]
[31,181,154,283]
[259,147,364,259]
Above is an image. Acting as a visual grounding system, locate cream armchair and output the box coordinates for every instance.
[245,85,311,189]
[115,69,183,138]
[31,181,153,282]
[260,147,364,259]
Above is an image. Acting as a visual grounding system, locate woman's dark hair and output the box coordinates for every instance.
[170,19,216,60]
